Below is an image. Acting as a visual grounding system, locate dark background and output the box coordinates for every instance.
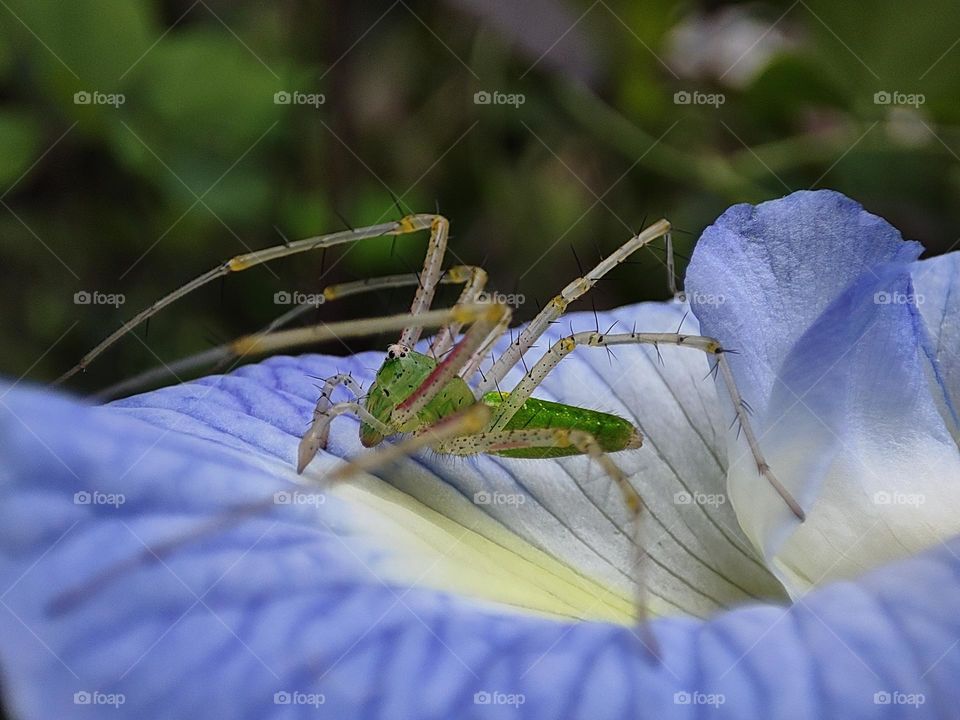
[2,0,959,395]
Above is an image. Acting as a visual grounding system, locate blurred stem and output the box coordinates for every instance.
[557,82,770,202]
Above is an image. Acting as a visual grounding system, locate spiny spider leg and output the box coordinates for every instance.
[56,214,449,384]
[326,403,492,481]
[300,373,366,463]
[435,424,657,654]
[229,304,493,358]
[298,401,392,474]
[399,215,448,348]
[476,219,672,394]
[96,265,488,401]
[487,328,805,521]
[429,266,488,358]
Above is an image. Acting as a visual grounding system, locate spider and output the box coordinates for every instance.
[56,213,805,647]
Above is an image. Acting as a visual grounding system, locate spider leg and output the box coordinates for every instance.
[56,214,448,384]
[487,328,805,521]
[435,425,658,657]
[476,219,672,394]
[299,373,366,460]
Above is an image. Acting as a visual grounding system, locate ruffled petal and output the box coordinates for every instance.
[686,189,960,593]
[912,252,960,436]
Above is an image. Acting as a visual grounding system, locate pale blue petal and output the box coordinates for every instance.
[912,252,960,434]
[686,190,960,592]
[2,382,960,718]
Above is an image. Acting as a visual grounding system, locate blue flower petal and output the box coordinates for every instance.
[912,251,960,434]
[3,382,960,718]
[686,190,960,592]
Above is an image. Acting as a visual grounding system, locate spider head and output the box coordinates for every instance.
[385,343,411,360]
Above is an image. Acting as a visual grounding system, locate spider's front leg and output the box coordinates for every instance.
[298,373,390,474]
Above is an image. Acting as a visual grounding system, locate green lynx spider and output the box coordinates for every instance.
[57,214,805,634]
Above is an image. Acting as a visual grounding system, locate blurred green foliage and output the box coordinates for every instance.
[2,0,959,393]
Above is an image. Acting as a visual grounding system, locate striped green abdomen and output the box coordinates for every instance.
[480,392,638,458]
